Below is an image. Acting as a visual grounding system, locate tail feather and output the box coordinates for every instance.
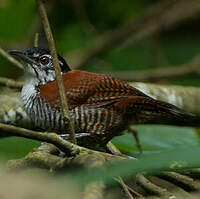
[139,99,200,127]
[113,96,199,127]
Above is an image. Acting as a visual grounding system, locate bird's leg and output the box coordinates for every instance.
[128,127,142,154]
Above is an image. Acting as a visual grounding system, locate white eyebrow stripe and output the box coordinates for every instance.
[40,54,52,59]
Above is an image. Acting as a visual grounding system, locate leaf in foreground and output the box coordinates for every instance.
[69,146,200,185]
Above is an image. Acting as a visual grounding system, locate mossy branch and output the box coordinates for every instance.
[0,122,124,161]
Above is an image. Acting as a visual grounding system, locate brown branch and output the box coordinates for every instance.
[7,143,70,171]
[0,45,24,69]
[136,174,171,196]
[107,143,138,199]
[36,0,76,144]
[0,122,125,161]
[3,123,200,198]
[108,142,174,198]
[0,77,23,89]
[0,122,79,156]
[158,171,200,191]
[71,0,200,68]
[7,148,65,171]
[117,177,135,199]
[109,54,200,82]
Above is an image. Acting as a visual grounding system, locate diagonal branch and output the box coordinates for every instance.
[0,45,24,69]
[36,0,76,144]
[0,77,23,89]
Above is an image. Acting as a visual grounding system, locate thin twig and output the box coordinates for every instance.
[108,143,138,198]
[126,186,143,198]
[0,45,24,69]
[136,173,170,196]
[158,171,200,191]
[36,0,76,144]
[0,77,23,89]
[34,32,39,47]
[117,177,135,199]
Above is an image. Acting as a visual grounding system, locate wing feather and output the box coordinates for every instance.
[39,70,150,109]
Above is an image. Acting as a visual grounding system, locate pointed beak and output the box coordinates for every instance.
[9,50,39,66]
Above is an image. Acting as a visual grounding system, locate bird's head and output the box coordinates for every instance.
[9,47,71,85]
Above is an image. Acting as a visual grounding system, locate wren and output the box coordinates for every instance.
[9,47,199,148]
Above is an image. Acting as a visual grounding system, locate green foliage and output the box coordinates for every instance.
[86,0,148,30]
[112,125,198,156]
[0,0,35,42]
[56,24,91,53]
[69,145,200,185]
[0,137,39,161]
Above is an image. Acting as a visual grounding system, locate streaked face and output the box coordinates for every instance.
[9,47,71,85]
[23,52,58,85]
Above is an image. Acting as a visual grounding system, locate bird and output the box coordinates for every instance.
[9,47,199,149]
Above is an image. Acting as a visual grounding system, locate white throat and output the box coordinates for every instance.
[21,70,39,108]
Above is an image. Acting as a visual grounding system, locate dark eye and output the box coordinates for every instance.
[40,56,49,65]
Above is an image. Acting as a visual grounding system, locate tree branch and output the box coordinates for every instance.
[0,122,79,156]
[34,32,39,47]
[0,77,23,89]
[131,82,200,117]
[157,171,200,191]
[0,122,125,161]
[36,0,76,144]
[2,121,200,198]
[136,173,171,196]
[0,45,24,69]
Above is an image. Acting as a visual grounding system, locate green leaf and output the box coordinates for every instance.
[112,125,198,155]
[0,137,39,161]
[70,146,200,185]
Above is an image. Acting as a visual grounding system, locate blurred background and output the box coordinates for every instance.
[0,0,200,161]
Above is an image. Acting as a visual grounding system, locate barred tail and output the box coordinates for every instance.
[139,99,200,127]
